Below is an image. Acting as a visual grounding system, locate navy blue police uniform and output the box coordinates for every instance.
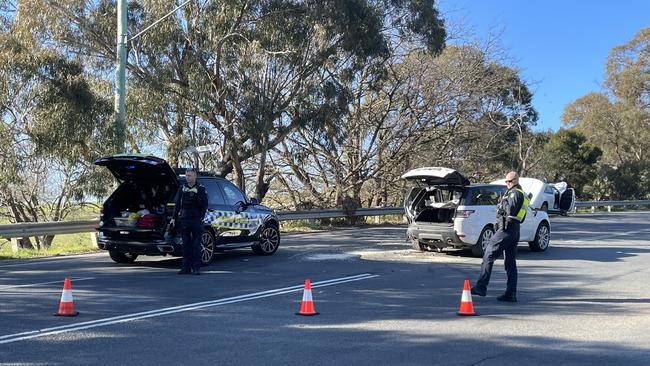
[472,184,528,302]
[173,182,208,274]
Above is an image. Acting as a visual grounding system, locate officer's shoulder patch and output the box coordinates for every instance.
[510,192,516,198]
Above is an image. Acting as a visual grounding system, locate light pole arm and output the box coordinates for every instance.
[129,0,191,42]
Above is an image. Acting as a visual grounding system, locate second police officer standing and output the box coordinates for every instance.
[170,168,208,276]
[471,171,529,302]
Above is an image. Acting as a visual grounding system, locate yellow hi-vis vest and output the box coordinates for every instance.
[507,188,530,223]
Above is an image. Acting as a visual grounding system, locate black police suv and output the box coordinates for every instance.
[94,154,280,265]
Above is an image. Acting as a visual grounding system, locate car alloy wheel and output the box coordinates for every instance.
[471,226,495,257]
[529,222,550,252]
[252,225,280,255]
[260,227,280,252]
[480,228,494,251]
[536,223,550,250]
[200,231,215,265]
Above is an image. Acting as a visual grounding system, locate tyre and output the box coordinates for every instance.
[252,223,280,255]
[471,226,494,257]
[200,229,216,265]
[540,202,549,212]
[109,250,138,264]
[411,239,426,252]
[529,221,550,252]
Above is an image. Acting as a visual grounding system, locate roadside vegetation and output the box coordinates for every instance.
[1,2,648,257]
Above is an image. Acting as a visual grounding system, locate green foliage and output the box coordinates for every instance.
[0,17,114,249]
[539,129,602,196]
[562,27,650,200]
[586,161,650,200]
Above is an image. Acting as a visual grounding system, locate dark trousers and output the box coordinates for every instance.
[476,225,519,295]
[179,219,204,270]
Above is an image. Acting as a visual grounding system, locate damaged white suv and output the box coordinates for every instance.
[402,167,551,257]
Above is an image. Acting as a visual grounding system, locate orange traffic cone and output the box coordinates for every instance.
[296,279,319,316]
[457,279,477,316]
[55,278,79,317]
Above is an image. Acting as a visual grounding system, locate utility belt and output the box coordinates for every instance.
[178,209,204,220]
[497,215,521,231]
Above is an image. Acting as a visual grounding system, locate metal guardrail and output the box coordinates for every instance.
[0,220,100,239]
[276,207,404,221]
[574,200,650,207]
[0,207,405,241]
[1,201,648,242]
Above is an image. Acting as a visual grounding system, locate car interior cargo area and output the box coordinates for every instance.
[102,181,176,231]
[408,187,461,223]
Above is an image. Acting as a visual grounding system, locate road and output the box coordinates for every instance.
[1,212,650,365]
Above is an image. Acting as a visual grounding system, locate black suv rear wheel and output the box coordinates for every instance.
[109,250,138,264]
[252,223,280,255]
[200,230,216,265]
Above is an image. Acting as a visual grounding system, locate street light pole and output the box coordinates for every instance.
[113,0,192,154]
[114,0,127,153]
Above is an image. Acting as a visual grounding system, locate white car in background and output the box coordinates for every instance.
[402,167,551,257]
[490,177,575,215]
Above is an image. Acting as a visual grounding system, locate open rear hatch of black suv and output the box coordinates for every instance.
[94,154,179,238]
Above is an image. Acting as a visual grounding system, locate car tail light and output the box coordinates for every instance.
[456,210,475,218]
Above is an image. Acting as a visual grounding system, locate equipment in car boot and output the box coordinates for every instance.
[137,214,161,229]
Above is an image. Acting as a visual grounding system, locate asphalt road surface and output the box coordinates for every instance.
[1,212,650,365]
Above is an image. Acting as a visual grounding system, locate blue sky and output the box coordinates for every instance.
[437,0,650,131]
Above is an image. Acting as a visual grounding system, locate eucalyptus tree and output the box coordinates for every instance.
[562,27,650,198]
[15,0,437,200]
[0,7,112,249]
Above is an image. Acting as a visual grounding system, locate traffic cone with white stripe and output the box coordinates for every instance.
[457,279,477,316]
[296,279,319,316]
[55,278,79,317]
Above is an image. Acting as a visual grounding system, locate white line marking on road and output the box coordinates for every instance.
[0,273,378,344]
[0,277,95,291]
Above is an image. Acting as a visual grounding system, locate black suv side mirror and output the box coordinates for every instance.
[234,201,246,214]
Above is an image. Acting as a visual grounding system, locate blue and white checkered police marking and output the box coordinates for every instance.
[203,210,267,231]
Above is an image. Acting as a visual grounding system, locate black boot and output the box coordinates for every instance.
[192,267,201,276]
[497,293,517,302]
[471,287,486,297]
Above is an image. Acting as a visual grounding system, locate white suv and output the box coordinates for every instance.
[491,177,575,215]
[402,167,551,257]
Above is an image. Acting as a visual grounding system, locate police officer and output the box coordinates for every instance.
[471,171,529,302]
[170,168,208,275]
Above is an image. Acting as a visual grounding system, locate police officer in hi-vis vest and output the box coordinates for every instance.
[472,171,529,302]
[170,168,208,275]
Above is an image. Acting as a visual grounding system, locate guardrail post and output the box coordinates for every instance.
[10,237,20,253]
[607,206,612,213]
[90,232,98,248]
[591,206,595,213]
